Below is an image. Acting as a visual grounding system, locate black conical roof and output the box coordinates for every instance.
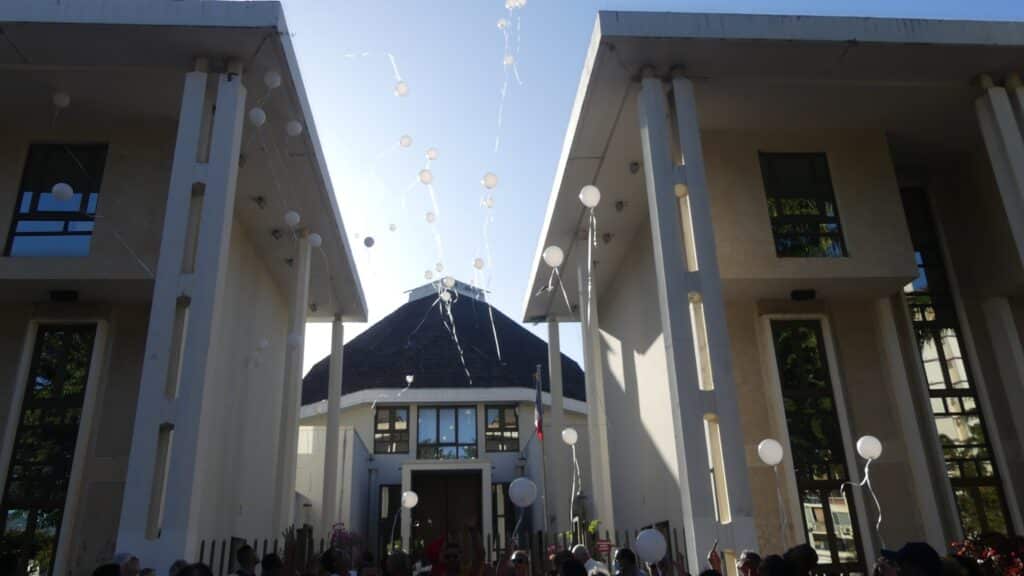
[301,284,586,405]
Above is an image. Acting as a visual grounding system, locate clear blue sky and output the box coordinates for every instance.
[294,0,1024,373]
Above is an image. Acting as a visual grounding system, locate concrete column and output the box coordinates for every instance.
[637,72,756,571]
[322,317,345,533]
[982,297,1024,478]
[545,320,567,532]
[274,233,313,531]
[117,61,246,567]
[876,297,954,549]
[577,264,616,534]
[976,77,1024,267]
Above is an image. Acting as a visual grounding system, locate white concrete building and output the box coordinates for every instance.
[523,11,1024,575]
[297,282,590,562]
[0,2,366,575]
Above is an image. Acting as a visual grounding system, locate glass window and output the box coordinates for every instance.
[759,153,846,258]
[377,485,401,559]
[900,188,1010,536]
[374,407,409,454]
[6,144,108,257]
[770,320,864,572]
[485,406,520,452]
[1,325,97,576]
[417,406,477,460]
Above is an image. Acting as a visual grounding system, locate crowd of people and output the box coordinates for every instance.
[91,531,1024,576]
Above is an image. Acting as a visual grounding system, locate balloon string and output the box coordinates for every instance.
[841,458,883,548]
[553,268,572,316]
[487,304,503,361]
[772,466,788,548]
[585,208,597,325]
[439,288,472,385]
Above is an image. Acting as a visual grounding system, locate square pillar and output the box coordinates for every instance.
[637,71,756,571]
[577,263,616,534]
[545,320,568,532]
[322,317,345,533]
[976,77,1024,267]
[274,232,313,531]
[117,61,246,568]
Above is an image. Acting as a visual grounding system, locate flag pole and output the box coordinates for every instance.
[536,364,551,534]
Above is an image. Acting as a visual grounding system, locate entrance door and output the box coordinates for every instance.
[1,324,97,576]
[411,471,482,553]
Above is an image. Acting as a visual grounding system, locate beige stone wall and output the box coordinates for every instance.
[597,219,686,535]
[702,129,916,298]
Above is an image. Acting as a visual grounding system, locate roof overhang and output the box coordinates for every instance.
[0,0,367,321]
[523,11,1024,322]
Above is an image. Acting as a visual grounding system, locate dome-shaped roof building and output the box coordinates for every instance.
[301,280,585,405]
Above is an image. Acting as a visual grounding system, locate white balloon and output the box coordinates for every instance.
[248,107,266,128]
[389,223,398,232]
[503,55,515,66]
[435,262,445,273]
[635,529,667,564]
[51,182,74,202]
[405,374,415,385]
[401,491,419,509]
[481,172,499,189]
[394,81,410,97]
[497,18,509,30]
[308,233,323,248]
[424,270,434,281]
[483,195,496,209]
[508,477,538,508]
[287,332,302,349]
[440,290,452,303]
[857,435,883,460]
[542,246,564,268]
[286,120,304,137]
[442,276,456,289]
[425,211,436,224]
[399,134,413,148]
[579,184,601,208]
[473,258,485,270]
[561,427,578,446]
[419,169,433,185]
[757,438,784,467]
[52,91,71,109]
[426,147,439,161]
[264,70,282,90]
[284,210,301,228]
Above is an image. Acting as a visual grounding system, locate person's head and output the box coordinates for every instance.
[736,550,761,576]
[571,546,591,565]
[237,545,258,571]
[115,554,141,576]
[178,564,215,576]
[387,550,412,576]
[140,569,155,576]
[880,543,942,576]
[698,571,720,576]
[93,564,121,576]
[443,541,463,574]
[758,555,785,576]
[561,559,587,576]
[614,549,637,575]
[511,550,530,576]
[782,544,817,576]
[262,554,284,576]
[320,548,353,576]
[552,550,573,575]
[170,561,190,576]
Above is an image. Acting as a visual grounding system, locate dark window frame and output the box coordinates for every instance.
[900,187,1011,536]
[770,319,865,574]
[5,143,109,257]
[373,406,410,454]
[484,405,519,453]
[1,324,98,576]
[759,152,847,258]
[416,406,477,460]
